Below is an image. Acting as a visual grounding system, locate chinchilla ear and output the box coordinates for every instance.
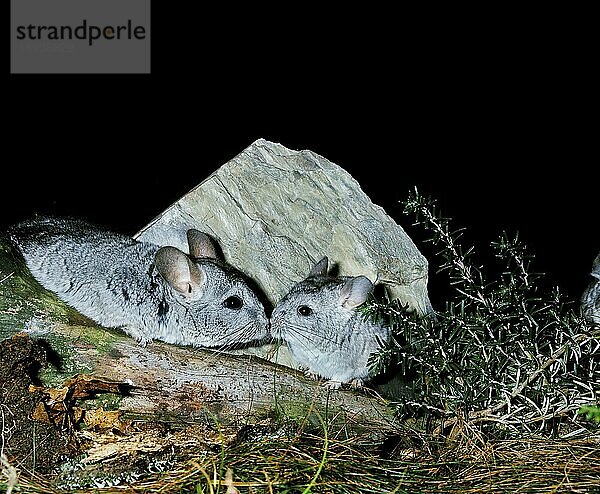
[308,256,329,278]
[339,276,373,309]
[187,229,220,259]
[155,246,205,296]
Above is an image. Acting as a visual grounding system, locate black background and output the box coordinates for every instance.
[4,5,597,307]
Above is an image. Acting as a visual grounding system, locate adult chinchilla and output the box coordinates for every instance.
[8,217,269,348]
[270,256,390,389]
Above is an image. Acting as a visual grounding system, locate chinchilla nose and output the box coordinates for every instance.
[256,309,270,333]
[269,307,284,326]
[268,309,285,337]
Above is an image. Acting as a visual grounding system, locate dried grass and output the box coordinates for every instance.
[5,426,599,493]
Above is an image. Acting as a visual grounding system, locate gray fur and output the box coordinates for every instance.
[9,217,269,348]
[581,251,600,326]
[270,256,390,388]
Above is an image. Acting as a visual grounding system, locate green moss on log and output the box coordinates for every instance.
[0,234,126,386]
[0,234,77,336]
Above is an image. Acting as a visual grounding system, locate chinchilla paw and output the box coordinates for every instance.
[136,336,153,347]
[349,378,364,389]
[323,379,342,390]
[122,326,153,347]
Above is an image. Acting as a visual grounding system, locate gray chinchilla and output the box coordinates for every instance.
[9,217,269,348]
[581,251,600,326]
[270,256,390,388]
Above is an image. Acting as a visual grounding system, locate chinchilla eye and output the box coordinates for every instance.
[297,305,313,316]
[223,295,243,310]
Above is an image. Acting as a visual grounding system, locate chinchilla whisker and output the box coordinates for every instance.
[203,321,259,362]
[219,322,257,350]
[284,324,339,344]
[292,338,322,361]
[284,326,338,348]
[277,328,321,359]
[184,321,261,371]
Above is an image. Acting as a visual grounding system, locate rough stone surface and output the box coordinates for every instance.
[135,139,433,365]
[136,139,431,309]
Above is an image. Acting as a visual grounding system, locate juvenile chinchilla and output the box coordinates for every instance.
[270,256,390,389]
[9,217,269,348]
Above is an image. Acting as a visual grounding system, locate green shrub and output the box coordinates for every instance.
[367,189,600,436]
